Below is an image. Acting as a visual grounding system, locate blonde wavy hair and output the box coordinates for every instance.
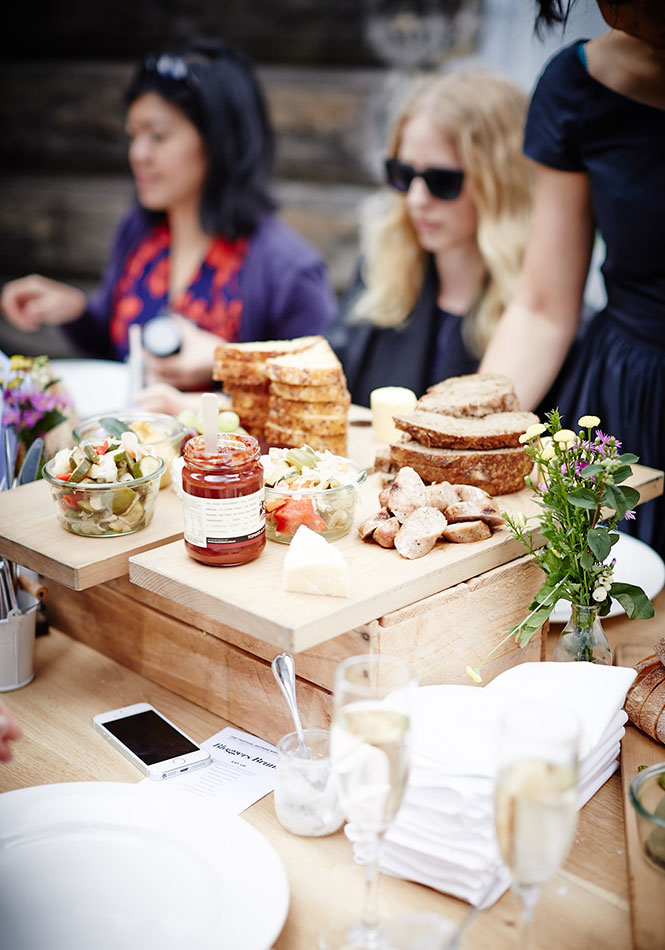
[353,71,532,356]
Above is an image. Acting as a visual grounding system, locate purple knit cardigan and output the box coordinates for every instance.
[64,207,337,359]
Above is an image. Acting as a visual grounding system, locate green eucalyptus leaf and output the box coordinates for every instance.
[580,464,604,478]
[587,527,611,562]
[618,453,639,465]
[617,485,640,508]
[580,551,594,571]
[610,582,654,620]
[567,488,598,509]
[612,465,633,485]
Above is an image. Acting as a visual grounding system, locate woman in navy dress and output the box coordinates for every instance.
[481,0,665,556]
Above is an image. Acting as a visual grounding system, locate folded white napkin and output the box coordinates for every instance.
[358,662,636,907]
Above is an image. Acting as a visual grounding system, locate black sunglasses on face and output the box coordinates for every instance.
[385,157,465,201]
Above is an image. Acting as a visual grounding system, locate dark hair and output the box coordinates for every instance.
[534,0,630,32]
[124,38,276,239]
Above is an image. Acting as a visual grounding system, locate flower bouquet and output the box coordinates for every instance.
[467,411,654,680]
[1,354,72,486]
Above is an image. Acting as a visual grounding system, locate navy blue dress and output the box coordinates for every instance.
[525,42,665,557]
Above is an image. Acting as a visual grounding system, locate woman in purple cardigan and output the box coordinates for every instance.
[0,40,336,392]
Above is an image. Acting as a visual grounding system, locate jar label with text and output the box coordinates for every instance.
[183,489,265,547]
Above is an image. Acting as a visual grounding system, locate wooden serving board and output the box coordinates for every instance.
[615,643,665,950]
[0,478,184,590]
[128,464,662,652]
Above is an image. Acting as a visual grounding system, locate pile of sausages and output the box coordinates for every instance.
[359,466,505,560]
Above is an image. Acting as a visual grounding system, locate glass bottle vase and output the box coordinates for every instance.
[553,603,612,664]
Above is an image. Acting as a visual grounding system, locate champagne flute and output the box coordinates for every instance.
[326,654,417,950]
[494,703,580,949]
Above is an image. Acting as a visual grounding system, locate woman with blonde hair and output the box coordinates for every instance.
[331,70,532,407]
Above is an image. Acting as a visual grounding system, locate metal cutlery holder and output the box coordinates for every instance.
[0,589,38,691]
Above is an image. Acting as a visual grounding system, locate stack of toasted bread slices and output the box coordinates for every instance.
[213,336,323,437]
[381,373,537,495]
[264,339,350,455]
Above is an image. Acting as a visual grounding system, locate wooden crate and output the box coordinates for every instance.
[46,553,544,744]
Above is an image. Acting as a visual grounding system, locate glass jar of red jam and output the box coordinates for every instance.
[182,433,265,566]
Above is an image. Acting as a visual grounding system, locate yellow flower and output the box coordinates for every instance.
[578,415,600,428]
[519,422,546,444]
[553,429,577,446]
[465,666,482,684]
[9,355,33,371]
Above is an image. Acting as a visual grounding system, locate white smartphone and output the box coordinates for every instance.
[93,702,212,781]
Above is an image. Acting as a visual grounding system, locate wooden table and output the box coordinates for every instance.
[2,594,664,949]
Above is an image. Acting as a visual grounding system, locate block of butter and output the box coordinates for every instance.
[283,525,351,598]
[370,386,417,444]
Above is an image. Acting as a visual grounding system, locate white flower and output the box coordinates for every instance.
[519,422,546,443]
[592,587,608,602]
[553,429,577,446]
[578,415,600,428]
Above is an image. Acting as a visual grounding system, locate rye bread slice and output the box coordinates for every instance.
[393,409,540,450]
[418,373,519,418]
[389,441,532,495]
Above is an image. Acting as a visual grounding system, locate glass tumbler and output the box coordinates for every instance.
[274,729,344,837]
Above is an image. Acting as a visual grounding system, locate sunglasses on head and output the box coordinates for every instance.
[384,157,465,201]
[142,54,199,89]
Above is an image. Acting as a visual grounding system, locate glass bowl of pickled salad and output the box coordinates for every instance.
[73,411,185,489]
[263,445,366,544]
[43,432,165,537]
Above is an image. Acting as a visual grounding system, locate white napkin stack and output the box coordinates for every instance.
[355,662,637,907]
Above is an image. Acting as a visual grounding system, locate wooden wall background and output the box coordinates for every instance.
[0,0,482,357]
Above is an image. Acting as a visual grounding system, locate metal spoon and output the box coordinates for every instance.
[271,653,308,755]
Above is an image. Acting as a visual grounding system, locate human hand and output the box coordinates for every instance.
[0,274,87,332]
[143,316,220,391]
[0,698,22,763]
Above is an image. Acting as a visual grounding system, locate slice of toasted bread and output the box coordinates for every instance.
[268,395,349,420]
[264,422,347,455]
[215,335,323,363]
[270,380,349,403]
[393,410,540,450]
[266,339,345,386]
[389,441,532,495]
[418,373,520,418]
[265,412,347,436]
[215,360,272,387]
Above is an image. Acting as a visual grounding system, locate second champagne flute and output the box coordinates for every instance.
[328,654,417,950]
[494,703,580,950]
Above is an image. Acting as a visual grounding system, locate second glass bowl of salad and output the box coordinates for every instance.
[43,434,165,537]
[263,445,366,544]
[73,411,185,489]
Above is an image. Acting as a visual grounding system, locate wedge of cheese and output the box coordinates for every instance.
[283,525,351,598]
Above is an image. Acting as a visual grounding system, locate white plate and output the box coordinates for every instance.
[51,359,131,417]
[0,782,289,950]
[550,532,665,623]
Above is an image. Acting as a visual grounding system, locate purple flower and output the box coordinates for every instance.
[624,510,636,521]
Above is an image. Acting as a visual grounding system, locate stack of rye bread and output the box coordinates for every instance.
[624,639,665,745]
[213,335,350,455]
[375,373,539,496]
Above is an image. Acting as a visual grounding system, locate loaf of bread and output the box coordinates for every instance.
[417,373,520,418]
[393,409,540,450]
[390,440,532,496]
[624,638,665,745]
